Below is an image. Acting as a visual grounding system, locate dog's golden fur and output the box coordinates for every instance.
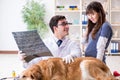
[20,57,115,80]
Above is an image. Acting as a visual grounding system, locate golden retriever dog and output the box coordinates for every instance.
[19,57,115,80]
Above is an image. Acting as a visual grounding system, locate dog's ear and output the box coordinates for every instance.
[30,65,43,80]
[45,59,66,80]
[20,65,43,80]
[46,61,55,77]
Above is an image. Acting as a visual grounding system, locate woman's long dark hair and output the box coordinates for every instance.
[86,1,106,40]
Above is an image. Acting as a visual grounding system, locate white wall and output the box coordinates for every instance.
[0,0,54,50]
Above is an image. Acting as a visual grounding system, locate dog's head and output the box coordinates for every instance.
[19,58,66,80]
[19,65,43,80]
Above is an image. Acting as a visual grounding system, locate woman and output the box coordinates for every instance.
[81,1,113,63]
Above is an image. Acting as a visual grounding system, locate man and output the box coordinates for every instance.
[18,15,82,68]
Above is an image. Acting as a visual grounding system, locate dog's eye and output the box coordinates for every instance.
[31,75,34,79]
[22,75,26,78]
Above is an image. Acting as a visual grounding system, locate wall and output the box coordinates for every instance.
[0,0,54,50]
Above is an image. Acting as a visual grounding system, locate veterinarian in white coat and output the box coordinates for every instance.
[18,15,82,68]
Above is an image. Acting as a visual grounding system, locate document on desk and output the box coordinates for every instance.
[12,30,53,62]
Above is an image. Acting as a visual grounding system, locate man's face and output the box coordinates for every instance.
[54,19,70,38]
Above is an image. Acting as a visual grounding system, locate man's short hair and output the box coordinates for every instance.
[49,15,66,33]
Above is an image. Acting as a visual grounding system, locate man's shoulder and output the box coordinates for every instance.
[43,37,54,45]
[64,37,79,45]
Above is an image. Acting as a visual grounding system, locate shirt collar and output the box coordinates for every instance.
[53,35,66,43]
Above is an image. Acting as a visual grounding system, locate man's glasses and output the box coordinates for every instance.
[57,22,72,26]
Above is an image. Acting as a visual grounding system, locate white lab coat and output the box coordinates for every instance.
[44,35,82,57]
[28,34,82,68]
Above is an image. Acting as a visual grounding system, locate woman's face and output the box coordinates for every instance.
[87,10,99,23]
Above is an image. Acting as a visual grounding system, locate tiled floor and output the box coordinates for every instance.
[0,54,120,79]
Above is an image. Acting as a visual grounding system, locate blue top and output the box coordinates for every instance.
[85,21,113,62]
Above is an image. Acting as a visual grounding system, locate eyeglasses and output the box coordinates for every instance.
[57,22,72,26]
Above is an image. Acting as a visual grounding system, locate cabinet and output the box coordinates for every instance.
[54,0,120,55]
[109,0,120,55]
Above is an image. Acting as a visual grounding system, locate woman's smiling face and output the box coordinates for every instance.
[87,10,99,23]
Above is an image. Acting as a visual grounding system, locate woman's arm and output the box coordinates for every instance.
[97,36,108,60]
